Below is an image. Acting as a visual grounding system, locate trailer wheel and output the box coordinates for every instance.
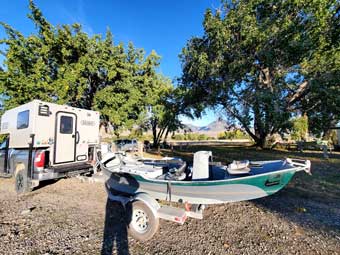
[15,166,31,194]
[128,200,159,242]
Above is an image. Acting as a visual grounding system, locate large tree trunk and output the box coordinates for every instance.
[223,98,270,149]
[254,136,266,148]
[163,127,170,144]
[152,120,158,148]
[253,95,269,148]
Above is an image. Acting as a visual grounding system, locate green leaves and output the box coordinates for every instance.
[290,116,308,141]
[180,0,340,146]
[0,1,168,133]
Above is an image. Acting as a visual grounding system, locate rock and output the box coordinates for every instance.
[20,206,36,215]
[223,243,230,249]
[20,209,31,215]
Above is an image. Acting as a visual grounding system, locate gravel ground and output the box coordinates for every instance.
[1,154,340,254]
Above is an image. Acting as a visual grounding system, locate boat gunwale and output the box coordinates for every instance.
[114,162,305,186]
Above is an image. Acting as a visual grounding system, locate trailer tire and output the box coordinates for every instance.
[15,166,32,194]
[128,200,159,242]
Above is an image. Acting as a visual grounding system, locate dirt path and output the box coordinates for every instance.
[1,171,340,255]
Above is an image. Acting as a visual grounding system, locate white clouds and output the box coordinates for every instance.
[56,0,94,35]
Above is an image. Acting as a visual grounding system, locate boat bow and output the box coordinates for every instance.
[286,158,312,175]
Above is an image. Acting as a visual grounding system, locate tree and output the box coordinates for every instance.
[0,0,165,133]
[290,116,308,141]
[180,0,340,147]
[92,45,163,133]
[143,77,184,148]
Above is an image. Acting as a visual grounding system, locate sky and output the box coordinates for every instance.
[0,0,221,126]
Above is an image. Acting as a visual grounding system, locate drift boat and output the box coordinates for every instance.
[101,151,311,205]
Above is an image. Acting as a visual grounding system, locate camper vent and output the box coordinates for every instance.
[38,105,50,116]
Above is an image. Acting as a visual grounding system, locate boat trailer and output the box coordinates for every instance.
[105,182,205,241]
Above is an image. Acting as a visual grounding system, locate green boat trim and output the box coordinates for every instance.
[132,168,297,196]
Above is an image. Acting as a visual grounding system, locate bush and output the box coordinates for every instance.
[217,130,249,140]
[290,116,308,141]
[217,132,225,140]
[328,130,338,145]
[172,134,185,140]
[186,133,196,140]
[128,128,144,138]
[197,134,208,140]
[171,133,211,140]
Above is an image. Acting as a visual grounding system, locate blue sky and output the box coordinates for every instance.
[0,0,221,126]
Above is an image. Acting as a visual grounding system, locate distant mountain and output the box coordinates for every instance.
[183,123,199,132]
[198,119,229,132]
[180,119,229,135]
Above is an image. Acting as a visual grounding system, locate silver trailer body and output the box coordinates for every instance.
[0,100,100,192]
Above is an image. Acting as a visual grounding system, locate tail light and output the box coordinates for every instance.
[35,151,45,168]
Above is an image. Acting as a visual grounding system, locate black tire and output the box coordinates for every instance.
[128,200,159,242]
[15,168,32,194]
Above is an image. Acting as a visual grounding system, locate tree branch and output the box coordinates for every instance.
[222,103,258,142]
[287,80,310,106]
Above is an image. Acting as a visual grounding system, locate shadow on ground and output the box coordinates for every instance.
[252,187,340,234]
[101,199,132,255]
[32,178,60,191]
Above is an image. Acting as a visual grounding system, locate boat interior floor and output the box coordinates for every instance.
[119,158,294,182]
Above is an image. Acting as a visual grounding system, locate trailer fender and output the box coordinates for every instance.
[104,182,160,215]
[132,193,160,217]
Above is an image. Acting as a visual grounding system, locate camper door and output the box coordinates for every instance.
[54,112,77,164]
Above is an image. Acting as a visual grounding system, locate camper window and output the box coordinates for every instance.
[60,116,73,134]
[17,110,29,129]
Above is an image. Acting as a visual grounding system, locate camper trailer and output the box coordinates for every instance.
[0,100,100,193]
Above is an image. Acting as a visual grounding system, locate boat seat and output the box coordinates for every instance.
[227,160,251,175]
[163,170,187,181]
[192,151,212,180]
